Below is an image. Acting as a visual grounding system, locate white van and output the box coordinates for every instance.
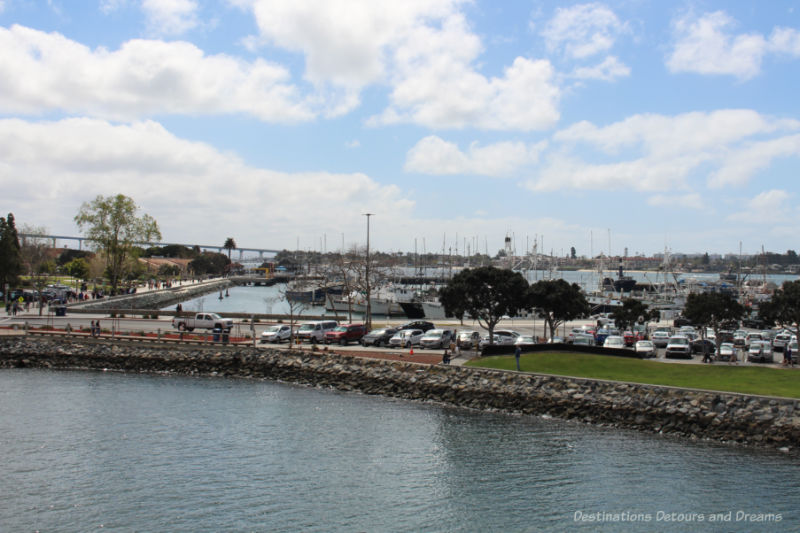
[296,320,338,342]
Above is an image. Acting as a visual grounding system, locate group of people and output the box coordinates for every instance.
[89,320,101,337]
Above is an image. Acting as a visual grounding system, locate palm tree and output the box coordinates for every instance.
[223,237,236,259]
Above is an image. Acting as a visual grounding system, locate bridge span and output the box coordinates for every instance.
[18,234,282,260]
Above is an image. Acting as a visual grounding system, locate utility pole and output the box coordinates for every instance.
[363,213,374,331]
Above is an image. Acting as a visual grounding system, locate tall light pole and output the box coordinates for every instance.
[364,213,374,331]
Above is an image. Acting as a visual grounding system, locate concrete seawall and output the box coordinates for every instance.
[1,337,798,451]
[69,279,234,311]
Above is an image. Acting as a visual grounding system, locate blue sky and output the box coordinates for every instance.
[1,1,799,258]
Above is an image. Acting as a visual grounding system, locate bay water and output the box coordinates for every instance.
[1,369,798,531]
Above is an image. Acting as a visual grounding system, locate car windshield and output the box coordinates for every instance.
[265,326,281,333]
[670,337,688,345]
[298,324,314,332]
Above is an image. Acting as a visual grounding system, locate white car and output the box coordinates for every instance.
[260,324,292,343]
[480,333,517,348]
[717,342,737,362]
[603,335,625,348]
[514,335,536,345]
[389,329,424,348]
[634,340,657,358]
[747,341,773,363]
[650,330,670,347]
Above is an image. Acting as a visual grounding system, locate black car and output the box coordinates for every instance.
[360,327,399,347]
[673,316,692,327]
[398,321,435,332]
[692,338,716,355]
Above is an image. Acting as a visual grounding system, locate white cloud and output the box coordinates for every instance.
[769,27,800,55]
[710,134,800,188]
[404,135,546,177]
[727,190,792,223]
[542,3,627,59]
[142,0,199,36]
[243,0,560,130]
[0,117,413,248]
[666,11,789,80]
[0,24,313,122]
[570,55,630,81]
[526,109,800,192]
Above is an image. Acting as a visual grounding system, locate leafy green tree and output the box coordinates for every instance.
[157,264,181,278]
[74,194,161,295]
[56,248,92,266]
[439,266,529,343]
[611,298,659,331]
[223,237,236,260]
[20,226,55,315]
[64,258,90,282]
[528,279,590,341]
[189,252,230,276]
[759,280,800,344]
[0,213,23,298]
[683,292,745,353]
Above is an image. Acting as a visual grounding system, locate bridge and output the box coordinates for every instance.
[18,234,282,260]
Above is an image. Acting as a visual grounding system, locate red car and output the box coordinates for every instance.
[324,323,367,345]
[623,331,636,347]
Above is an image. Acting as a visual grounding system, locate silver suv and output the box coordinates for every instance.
[665,335,692,359]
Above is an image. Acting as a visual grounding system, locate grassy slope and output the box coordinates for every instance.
[466,352,800,399]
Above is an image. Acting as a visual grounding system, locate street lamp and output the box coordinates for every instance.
[364,213,373,331]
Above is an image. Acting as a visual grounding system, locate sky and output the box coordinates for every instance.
[1,1,799,259]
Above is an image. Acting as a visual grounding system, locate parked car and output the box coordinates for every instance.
[456,330,481,349]
[514,335,536,345]
[716,342,737,362]
[572,333,595,346]
[419,329,454,349]
[772,332,792,352]
[635,340,657,358]
[398,321,435,333]
[479,333,517,348]
[260,324,292,343]
[673,316,692,327]
[324,323,367,345]
[665,335,693,359]
[494,330,521,343]
[623,331,636,347]
[651,330,671,348]
[748,341,773,363]
[172,313,233,332]
[389,329,424,348]
[691,338,716,355]
[360,327,399,347]
[296,320,338,343]
[744,332,763,349]
[603,335,625,348]
[595,328,612,346]
[732,330,747,347]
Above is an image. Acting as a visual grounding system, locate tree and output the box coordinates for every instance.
[189,252,230,276]
[223,237,236,260]
[19,226,54,315]
[528,279,590,341]
[0,213,23,299]
[759,280,800,345]
[64,258,90,285]
[610,298,659,332]
[683,292,745,354]
[439,266,529,344]
[74,194,161,295]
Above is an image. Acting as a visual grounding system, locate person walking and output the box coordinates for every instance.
[514,345,521,371]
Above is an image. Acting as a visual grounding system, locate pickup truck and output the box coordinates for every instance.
[172,313,233,332]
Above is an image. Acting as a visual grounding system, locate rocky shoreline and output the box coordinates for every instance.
[1,337,798,451]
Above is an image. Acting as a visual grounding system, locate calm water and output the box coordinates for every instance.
[1,369,798,532]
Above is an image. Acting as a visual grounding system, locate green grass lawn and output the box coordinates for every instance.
[466,352,800,399]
